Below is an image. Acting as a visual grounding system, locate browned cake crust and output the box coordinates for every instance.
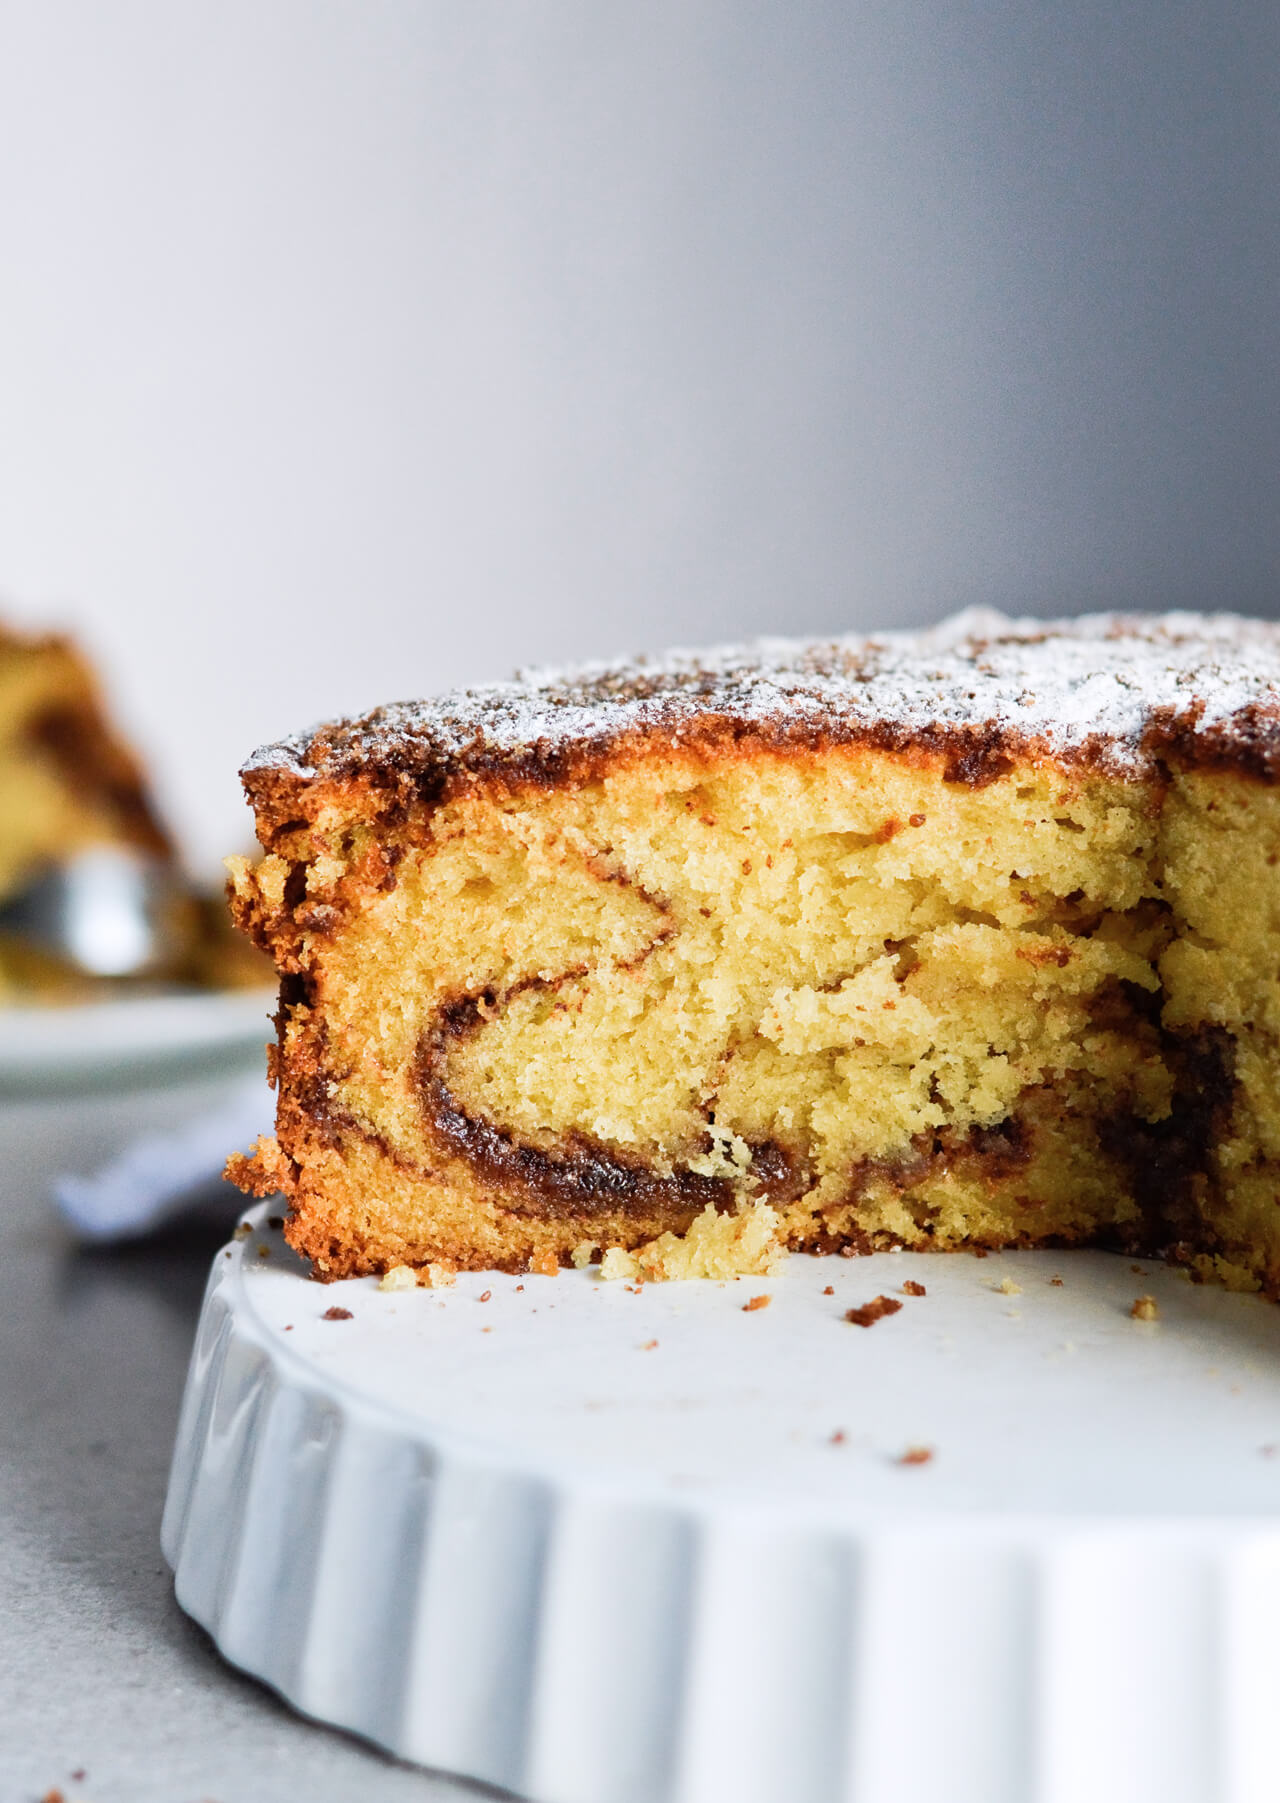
[228,611,1280,1285]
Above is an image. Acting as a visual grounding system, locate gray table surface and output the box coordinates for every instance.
[0,1072,501,1803]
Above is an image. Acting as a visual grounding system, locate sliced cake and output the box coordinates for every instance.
[227,609,1280,1293]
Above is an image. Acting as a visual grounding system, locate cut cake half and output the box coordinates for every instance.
[228,609,1280,1292]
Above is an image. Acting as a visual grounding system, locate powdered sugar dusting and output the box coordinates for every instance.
[244,609,1280,786]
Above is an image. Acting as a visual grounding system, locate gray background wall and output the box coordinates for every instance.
[0,2,1275,867]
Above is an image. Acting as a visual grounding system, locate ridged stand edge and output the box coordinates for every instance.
[162,1211,1280,1803]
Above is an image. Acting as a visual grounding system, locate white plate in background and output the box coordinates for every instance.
[0,987,276,1088]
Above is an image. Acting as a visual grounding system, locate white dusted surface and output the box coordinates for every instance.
[0,4,1276,871]
[246,609,1280,785]
[166,1205,1280,1803]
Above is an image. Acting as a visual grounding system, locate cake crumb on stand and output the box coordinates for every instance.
[845,1295,903,1327]
[599,1200,786,1283]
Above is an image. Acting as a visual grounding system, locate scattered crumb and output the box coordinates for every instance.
[481,1326,492,1333]
[742,1293,771,1312]
[829,1429,847,1445]
[971,1247,989,1259]
[71,1774,86,1785]
[993,1276,1021,1295]
[902,1279,926,1297]
[515,1283,524,1292]
[267,1215,284,1230]
[641,1339,659,1351]
[283,1325,293,1331]
[478,1289,492,1302]
[1130,1294,1159,1321]
[897,1445,934,1467]
[600,1199,786,1282]
[233,1222,252,1240]
[423,1262,457,1289]
[321,1306,353,1321]
[42,1790,66,1802]
[1049,1276,1063,1286]
[822,1284,834,1296]
[845,1295,902,1328]
[256,1244,271,1259]
[571,1241,599,1269]
[1131,1264,1146,1274]
[529,1249,559,1277]
[379,1264,418,1293]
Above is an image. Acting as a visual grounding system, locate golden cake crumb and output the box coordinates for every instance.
[902,1279,927,1297]
[599,1200,787,1282]
[898,1445,934,1466]
[571,1241,599,1269]
[1130,1294,1160,1320]
[742,1293,771,1312]
[379,1264,418,1292]
[994,1277,1022,1295]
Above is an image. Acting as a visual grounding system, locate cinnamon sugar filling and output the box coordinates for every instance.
[228,733,1280,1289]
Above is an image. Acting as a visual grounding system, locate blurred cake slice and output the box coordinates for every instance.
[227,609,1280,1294]
[0,622,171,905]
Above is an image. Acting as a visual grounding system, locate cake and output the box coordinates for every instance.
[0,619,269,997]
[227,609,1280,1294]
[0,622,172,903]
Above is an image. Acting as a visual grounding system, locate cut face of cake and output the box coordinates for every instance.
[228,610,1280,1292]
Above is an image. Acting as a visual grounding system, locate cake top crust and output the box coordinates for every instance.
[245,609,1280,795]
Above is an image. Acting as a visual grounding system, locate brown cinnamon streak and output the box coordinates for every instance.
[414,984,815,1220]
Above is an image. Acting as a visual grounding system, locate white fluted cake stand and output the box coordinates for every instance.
[164,1202,1280,1803]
